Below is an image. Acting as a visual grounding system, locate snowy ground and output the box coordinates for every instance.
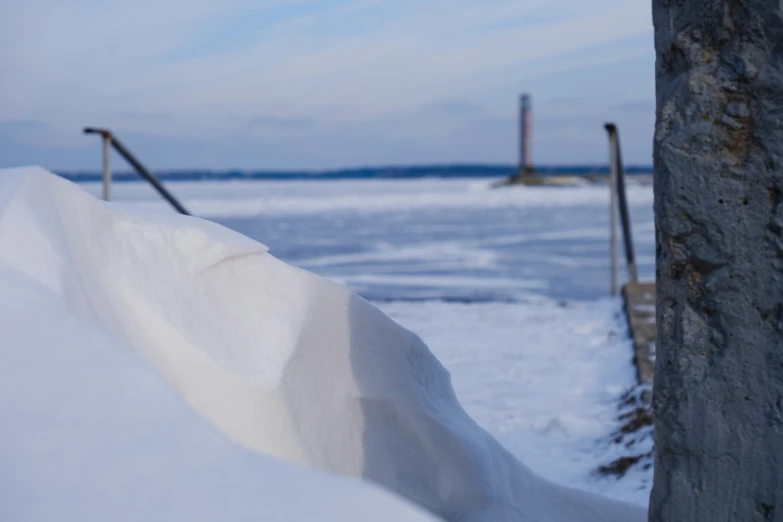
[0,265,438,522]
[82,177,656,506]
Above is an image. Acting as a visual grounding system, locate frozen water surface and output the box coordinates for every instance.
[92,178,654,303]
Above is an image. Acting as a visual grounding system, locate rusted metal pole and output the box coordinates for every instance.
[519,94,532,178]
[101,133,112,201]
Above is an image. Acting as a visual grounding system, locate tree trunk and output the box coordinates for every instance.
[652,1,783,521]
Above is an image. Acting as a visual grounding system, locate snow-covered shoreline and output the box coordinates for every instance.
[380,299,653,506]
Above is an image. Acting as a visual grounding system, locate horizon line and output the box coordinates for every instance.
[55,163,653,175]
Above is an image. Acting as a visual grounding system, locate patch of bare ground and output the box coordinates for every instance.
[596,386,654,479]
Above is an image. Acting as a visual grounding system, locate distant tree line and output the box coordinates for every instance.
[57,164,653,183]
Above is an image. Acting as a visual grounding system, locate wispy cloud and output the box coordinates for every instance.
[0,0,653,169]
[247,115,315,131]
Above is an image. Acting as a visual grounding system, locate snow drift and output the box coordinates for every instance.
[0,259,439,522]
[0,168,645,522]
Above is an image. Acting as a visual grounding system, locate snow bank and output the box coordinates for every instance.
[0,167,645,522]
[0,263,438,522]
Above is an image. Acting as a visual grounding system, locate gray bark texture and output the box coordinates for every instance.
[652,1,783,521]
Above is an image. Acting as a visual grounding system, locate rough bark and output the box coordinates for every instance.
[651,1,783,521]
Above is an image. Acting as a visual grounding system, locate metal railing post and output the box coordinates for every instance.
[608,127,619,296]
[84,128,190,215]
[615,130,638,285]
[605,123,638,293]
[101,133,112,201]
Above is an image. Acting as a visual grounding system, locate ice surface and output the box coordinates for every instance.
[77,178,654,218]
[79,178,655,303]
[0,168,645,521]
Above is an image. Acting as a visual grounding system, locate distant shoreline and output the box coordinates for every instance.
[57,165,653,183]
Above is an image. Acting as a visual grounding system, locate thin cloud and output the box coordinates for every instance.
[0,0,654,169]
[247,115,315,129]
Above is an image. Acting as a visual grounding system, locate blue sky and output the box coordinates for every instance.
[0,0,654,171]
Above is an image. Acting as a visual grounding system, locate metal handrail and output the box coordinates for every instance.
[84,128,190,215]
[605,123,638,295]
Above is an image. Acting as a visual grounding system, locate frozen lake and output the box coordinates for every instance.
[94,178,655,304]
[82,177,656,506]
